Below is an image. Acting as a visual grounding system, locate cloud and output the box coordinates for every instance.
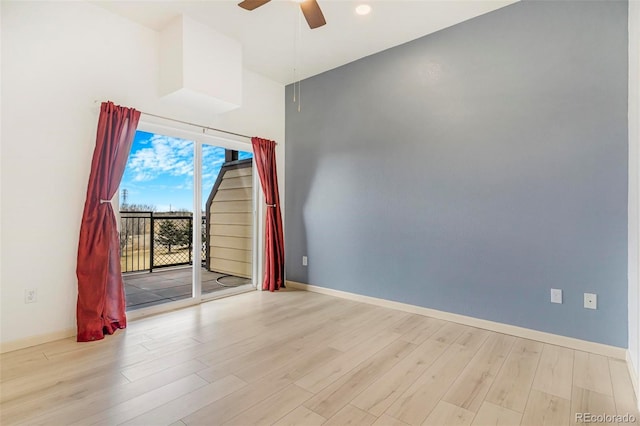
[121,134,252,210]
[201,146,226,192]
[126,134,194,182]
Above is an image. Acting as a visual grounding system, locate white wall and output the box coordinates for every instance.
[0,0,284,349]
[0,2,3,347]
[629,0,640,400]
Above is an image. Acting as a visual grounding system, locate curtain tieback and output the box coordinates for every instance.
[266,204,276,208]
[99,199,111,204]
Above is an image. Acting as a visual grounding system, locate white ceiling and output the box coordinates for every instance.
[93,0,517,85]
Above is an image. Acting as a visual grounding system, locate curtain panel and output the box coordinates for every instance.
[251,137,285,291]
[76,102,140,342]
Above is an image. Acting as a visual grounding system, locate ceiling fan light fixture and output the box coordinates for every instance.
[355,4,372,16]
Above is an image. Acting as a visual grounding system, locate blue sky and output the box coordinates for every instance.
[120,131,252,212]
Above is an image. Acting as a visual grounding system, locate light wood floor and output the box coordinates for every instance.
[1,289,637,426]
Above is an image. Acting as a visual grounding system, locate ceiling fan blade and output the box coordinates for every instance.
[300,0,326,29]
[238,0,271,11]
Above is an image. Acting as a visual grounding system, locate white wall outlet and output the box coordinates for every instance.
[302,256,308,266]
[584,293,597,309]
[550,288,562,304]
[25,288,37,304]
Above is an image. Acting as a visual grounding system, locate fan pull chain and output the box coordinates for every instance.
[293,11,297,103]
[294,6,302,111]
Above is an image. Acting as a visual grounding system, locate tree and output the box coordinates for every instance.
[121,203,156,212]
[155,219,189,253]
[119,203,156,252]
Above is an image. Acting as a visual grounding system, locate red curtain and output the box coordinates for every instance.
[76,102,140,342]
[252,137,285,291]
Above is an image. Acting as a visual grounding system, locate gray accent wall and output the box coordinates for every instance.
[285,0,628,347]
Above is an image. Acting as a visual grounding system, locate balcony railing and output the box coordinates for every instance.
[119,211,206,273]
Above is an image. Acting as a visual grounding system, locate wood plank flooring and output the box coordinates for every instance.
[1,289,637,426]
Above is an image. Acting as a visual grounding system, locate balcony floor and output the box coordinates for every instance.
[123,267,252,311]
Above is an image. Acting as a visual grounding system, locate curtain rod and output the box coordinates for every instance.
[94,100,253,140]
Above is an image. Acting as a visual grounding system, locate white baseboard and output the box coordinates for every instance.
[0,328,76,354]
[286,280,627,360]
[627,350,640,408]
[1,283,628,363]
[0,287,258,354]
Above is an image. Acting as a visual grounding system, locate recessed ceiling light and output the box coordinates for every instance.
[355,4,372,16]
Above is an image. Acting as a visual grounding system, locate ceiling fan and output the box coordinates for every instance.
[238,0,327,29]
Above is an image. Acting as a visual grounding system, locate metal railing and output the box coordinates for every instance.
[119,212,206,273]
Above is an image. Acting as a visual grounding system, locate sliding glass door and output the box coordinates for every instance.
[119,125,258,313]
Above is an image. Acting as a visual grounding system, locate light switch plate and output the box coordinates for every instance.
[551,288,562,304]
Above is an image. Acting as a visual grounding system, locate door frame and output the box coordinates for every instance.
[126,121,264,321]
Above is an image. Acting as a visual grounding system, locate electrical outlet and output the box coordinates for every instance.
[24,288,37,304]
[584,293,597,309]
[302,256,308,266]
[550,288,562,304]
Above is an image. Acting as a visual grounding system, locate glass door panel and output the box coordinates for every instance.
[201,144,254,296]
[120,130,194,310]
